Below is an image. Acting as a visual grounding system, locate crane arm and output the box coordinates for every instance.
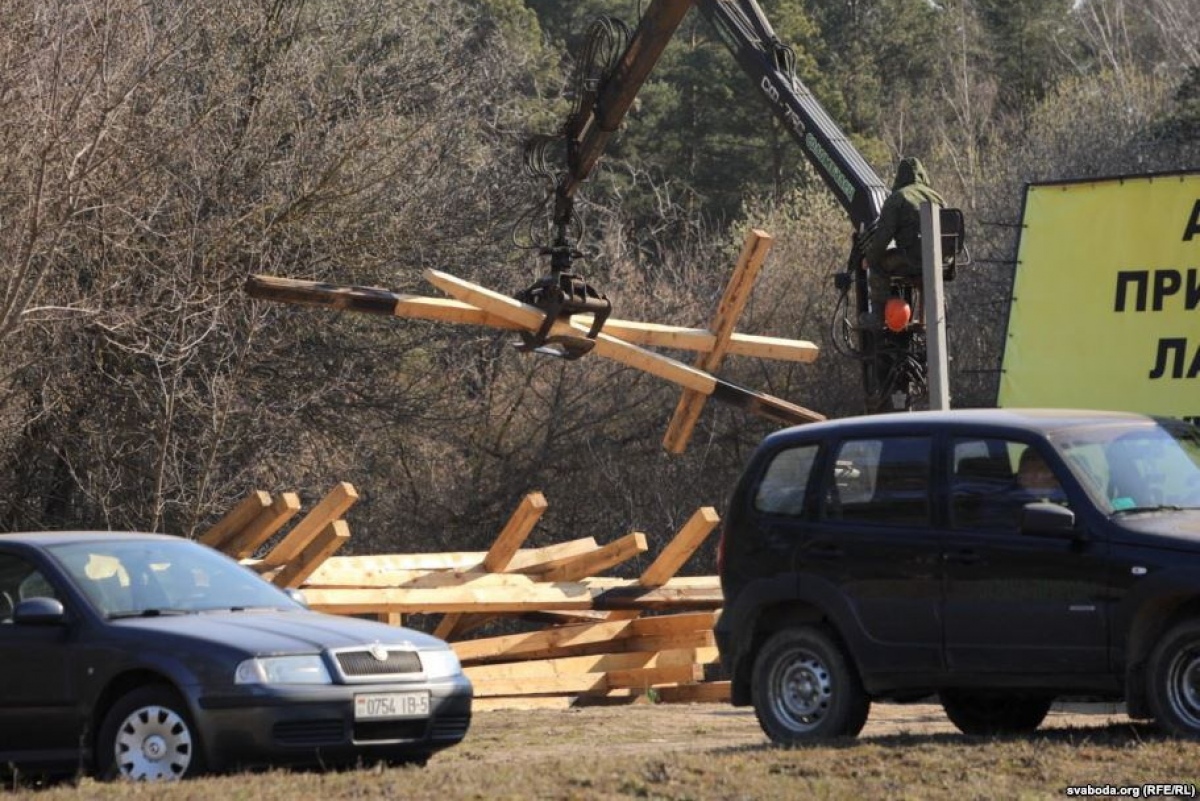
[695,0,888,229]
[557,0,887,230]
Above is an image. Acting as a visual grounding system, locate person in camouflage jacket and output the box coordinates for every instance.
[862,156,945,326]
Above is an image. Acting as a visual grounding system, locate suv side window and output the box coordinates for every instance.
[820,436,932,526]
[951,438,1069,530]
[754,444,819,516]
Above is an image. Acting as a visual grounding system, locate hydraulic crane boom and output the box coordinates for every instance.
[556,0,887,232]
[695,0,889,228]
[524,0,963,412]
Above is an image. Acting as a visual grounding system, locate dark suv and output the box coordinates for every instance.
[714,409,1200,742]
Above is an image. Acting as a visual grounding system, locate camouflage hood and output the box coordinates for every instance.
[892,156,931,190]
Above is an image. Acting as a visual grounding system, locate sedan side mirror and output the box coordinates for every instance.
[1020,502,1080,539]
[13,597,66,626]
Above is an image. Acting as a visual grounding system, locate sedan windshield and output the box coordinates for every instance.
[1051,419,1200,515]
[47,538,302,618]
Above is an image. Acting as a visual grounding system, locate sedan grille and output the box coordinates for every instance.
[431,714,471,742]
[353,719,428,743]
[334,648,422,679]
[273,719,346,746]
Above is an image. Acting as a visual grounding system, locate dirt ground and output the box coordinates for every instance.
[28,700,1156,800]
[446,700,1134,765]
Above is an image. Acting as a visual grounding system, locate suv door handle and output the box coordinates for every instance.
[806,544,844,560]
[945,549,981,565]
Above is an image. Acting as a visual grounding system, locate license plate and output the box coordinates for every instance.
[354,692,430,720]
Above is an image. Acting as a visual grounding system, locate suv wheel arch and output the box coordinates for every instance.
[751,625,870,742]
[1146,619,1200,736]
[1124,595,1200,719]
[732,601,829,706]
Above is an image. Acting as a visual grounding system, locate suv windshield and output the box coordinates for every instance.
[47,538,301,618]
[1050,419,1200,514]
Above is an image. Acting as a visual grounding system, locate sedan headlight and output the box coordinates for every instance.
[420,648,462,679]
[235,655,332,685]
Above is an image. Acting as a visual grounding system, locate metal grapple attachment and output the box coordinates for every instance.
[514,270,612,360]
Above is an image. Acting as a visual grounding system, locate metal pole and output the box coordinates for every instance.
[920,202,950,410]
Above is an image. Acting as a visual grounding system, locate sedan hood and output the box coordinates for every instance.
[112,610,448,656]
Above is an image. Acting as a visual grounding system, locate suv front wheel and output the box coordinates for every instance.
[751,626,869,743]
[1147,620,1200,737]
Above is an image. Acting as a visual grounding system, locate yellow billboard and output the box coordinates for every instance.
[999,171,1200,423]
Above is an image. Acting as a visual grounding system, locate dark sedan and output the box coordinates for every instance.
[0,531,472,781]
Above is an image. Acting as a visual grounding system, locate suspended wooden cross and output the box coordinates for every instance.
[245,229,825,452]
[661,229,778,453]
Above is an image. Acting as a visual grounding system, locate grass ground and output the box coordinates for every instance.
[14,703,1200,800]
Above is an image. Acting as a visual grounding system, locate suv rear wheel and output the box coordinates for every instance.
[1147,620,1200,737]
[751,626,869,743]
[939,690,1052,735]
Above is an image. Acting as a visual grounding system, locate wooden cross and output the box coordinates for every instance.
[244,233,825,453]
[663,228,774,453]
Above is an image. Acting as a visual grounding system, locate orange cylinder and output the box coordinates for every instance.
[884,297,912,332]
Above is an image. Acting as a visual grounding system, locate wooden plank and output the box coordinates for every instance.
[428,270,824,428]
[246,274,819,362]
[510,629,716,663]
[572,319,818,363]
[464,648,705,685]
[590,582,723,611]
[584,576,720,589]
[309,552,485,576]
[607,507,721,623]
[436,527,647,642]
[301,580,596,615]
[638,507,720,587]
[302,576,721,615]
[540,532,648,583]
[304,570,544,591]
[620,630,717,655]
[245,274,519,328]
[520,610,615,625]
[509,538,605,575]
[470,664,701,698]
[295,538,599,586]
[424,269,716,394]
[273,520,350,589]
[655,681,732,704]
[664,229,773,454]
[483,492,548,572]
[453,620,637,663]
[470,674,606,698]
[437,620,498,644]
[472,696,576,712]
[435,492,548,640]
[619,610,718,636]
[605,663,704,690]
[452,612,716,663]
[260,482,358,570]
[464,648,701,682]
[440,530,646,642]
[460,628,715,666]
[224,492,302,559]
[199,491,271,551]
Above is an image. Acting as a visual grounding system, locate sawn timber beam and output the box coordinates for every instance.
[423,270,824,427]
[244,274,818,364]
